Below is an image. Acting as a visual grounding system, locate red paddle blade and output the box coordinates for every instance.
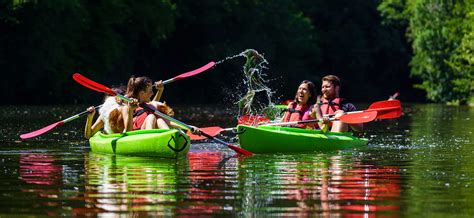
[375,107,402,119]
[20,121,64,139]
[339,111,377,124]
[173,62,215,81]
[367,100,402,119]
[73,73,116,96]
[238,115,270,126]
[368,100,401,111]
[73,73,109,94]
[187,126,224,140]
[227,144,253,156]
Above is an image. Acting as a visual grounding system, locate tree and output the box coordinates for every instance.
[379,0,473,104]
[0,0,177,104]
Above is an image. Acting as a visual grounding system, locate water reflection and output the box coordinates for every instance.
[61,150,404,216]
[17,153,73,216]
[80,151,240,216]
[81,153,189,216]
[239,153,401,216]
[20,153,63,186]
[179,151,236,215]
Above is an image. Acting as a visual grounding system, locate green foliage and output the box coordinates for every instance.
[2,0,413,105]
[379,0,474,104]
[377,0,411,26]
[0,0,177,104]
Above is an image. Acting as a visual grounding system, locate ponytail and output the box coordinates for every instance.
[126,76,152,98]
[126,76,136,97]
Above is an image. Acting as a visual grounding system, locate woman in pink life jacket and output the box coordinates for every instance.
[281,80,318,129]
[311,75,363,133]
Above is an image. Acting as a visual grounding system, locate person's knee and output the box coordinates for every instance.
[331,121,348,132]
[156,118,170,129]
[141,114,157,129]
[145,114,157,122]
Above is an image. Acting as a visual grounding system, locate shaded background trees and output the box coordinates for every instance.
[3,0,469,106]
[378,0,474,105]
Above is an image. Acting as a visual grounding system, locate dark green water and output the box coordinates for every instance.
[0,104,473,216]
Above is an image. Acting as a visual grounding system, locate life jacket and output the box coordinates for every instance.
[133,106,149,118]
[282,102,309,122]
[319,98,345,115]
[131,103,158,130]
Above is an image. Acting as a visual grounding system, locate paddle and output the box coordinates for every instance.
[187,111,378,138]
[237,104,288,126]
[188,111,378,138]
[315,99,401,119]
[237,115,270,126]
[20,62,215,140]
[187,126,234,140]
[73,73,253,156]
[162,62,215,85]
[265,100,402,127]
[20,105,102,140]
[263,110,379,127]
[366,99,402,119]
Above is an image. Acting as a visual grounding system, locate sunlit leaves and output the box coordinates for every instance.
[379,0,474,104]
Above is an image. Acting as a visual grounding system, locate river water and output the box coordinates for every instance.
[0,104,473,216]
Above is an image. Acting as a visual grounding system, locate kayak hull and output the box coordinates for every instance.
[237,125,368,153]
[89,129,190,158]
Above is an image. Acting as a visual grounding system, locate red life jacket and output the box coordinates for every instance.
[132,104,158,130]
[282,102,309,122]
[320,98,344,115]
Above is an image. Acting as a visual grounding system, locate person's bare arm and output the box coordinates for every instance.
[152,80,164,102]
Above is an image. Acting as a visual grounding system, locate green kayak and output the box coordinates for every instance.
[237,125,368,153]
[89,129,190,158]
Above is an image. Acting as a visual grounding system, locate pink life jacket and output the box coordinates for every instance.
[281,102,315,128]
[282,102,307,122]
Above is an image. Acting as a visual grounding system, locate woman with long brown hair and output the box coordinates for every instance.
[281,80,318,129]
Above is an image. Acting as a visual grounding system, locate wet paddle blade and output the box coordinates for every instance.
[200,131,253,156]
[187,126,224,140]
[375,107,402,119]
[339,111,378,124]
[238,115,270,126]
[227,144,253,156]
[20,121,63,139]
[367,100,402,119]
[368,100,401,111]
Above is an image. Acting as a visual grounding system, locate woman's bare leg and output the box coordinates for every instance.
[141,114,157,130]
[330,121,349,132]
[156,118,170,129]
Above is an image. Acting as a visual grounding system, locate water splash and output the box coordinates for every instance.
[216,49,282,120]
